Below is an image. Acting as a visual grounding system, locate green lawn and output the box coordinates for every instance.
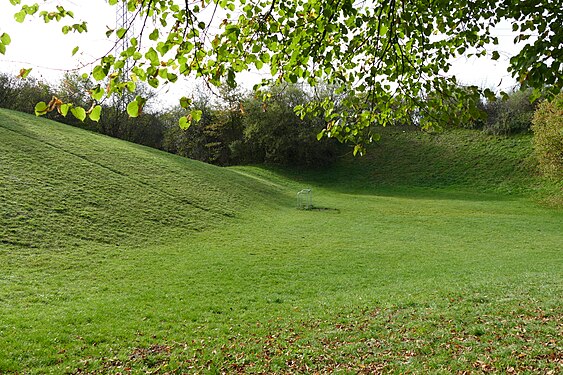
[1,109,561,373]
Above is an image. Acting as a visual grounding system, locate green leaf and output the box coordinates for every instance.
[353,144,364,156]
[179,116,190,129]
[34,102,48,116]
[71,107,86,121]
[126,81,136,93]
[530,88,542,103]
[60,103,70,117]
[491,51,500,60]
[191,109,202,123]
[0,33,11,45]
[92,65,106,81]
[0,44,5,55]
[88,105,102,122]
[379,23,388,36]
[145,48,159,66]
[483,88,496,102]
[116,27,126,39]
[179,97,191,109]
[149,28,159,41]
[91,86,104,101]
[127,101,139,117]
[71,46,79,56]
[148,77,159,88]
[14,11,26,23]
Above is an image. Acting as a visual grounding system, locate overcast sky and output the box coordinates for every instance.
[0,0,526,105]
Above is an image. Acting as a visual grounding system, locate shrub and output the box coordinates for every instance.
[0,73,54,115]
[482,89,537,135]
[239,84,339,167]
[531,94,563,179]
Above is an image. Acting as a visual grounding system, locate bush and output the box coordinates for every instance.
[481,89,537,135]
[160,87,248,165]
[161,84,339,167]
[239,84,339,167]
[0,73,54,115]
[532,94,563,179]
[0,73,18,108]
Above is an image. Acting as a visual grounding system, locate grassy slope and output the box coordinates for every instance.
[1,110,561,374]
[269,126,560,199]
[0,109,285,249]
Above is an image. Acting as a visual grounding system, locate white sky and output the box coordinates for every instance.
[0,0,525,105]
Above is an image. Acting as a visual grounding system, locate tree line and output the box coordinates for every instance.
[1,71,560,179]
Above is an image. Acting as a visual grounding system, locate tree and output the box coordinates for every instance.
[2,0,561,152]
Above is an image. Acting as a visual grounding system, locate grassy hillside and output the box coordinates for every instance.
[270,126,561,200]
[1,109,561,374]
[0,109,286,249]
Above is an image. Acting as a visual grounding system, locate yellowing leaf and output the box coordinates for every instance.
[18,68,32,79]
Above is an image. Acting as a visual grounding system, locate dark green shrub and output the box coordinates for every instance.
[0,73,18,108]
[161,84,338,167]
[532,94,563,179]
[161,96,244,165]
[0,73,54,115]
[239,84,338,167]
[482,89,538,135]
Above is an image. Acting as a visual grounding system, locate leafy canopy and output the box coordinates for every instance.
[3,0,561,151]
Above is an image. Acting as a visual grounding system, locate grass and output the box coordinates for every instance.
[269,126,561,199]
[1,109,561,373]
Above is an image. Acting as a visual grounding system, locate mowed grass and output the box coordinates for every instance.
[0,109,561,374]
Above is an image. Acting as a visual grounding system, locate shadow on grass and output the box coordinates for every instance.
[299,206,341,213]
[240,128,541,203]
[241,164,523,204]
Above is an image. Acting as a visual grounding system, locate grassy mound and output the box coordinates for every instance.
[0,109,285,249]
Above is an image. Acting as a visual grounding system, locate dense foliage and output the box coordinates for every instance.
[532,94,563,180]
[2,0,561,151]
[467,89,539,135]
